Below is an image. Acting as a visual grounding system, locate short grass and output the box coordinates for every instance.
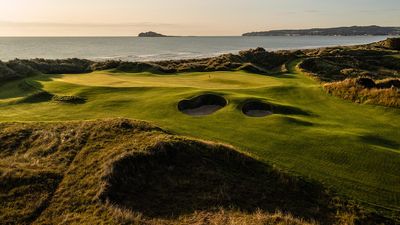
[0,63,399,218]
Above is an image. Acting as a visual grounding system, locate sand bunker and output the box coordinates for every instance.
[242,101,273,117]
[178,94,227,116]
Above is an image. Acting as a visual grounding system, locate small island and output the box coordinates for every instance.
[138,31,168,37]
[243,25,400,36]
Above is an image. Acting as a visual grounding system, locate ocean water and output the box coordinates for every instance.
[0,36,389,62]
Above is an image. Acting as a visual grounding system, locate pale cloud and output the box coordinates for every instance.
[0,0,399,36]
[0,21,179,28]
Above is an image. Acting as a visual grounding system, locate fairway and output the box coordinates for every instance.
[0,63,399,216]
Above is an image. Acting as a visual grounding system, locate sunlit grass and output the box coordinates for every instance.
[0,66,399,215]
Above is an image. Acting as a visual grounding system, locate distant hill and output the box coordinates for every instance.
[138,31,167,37]
[243,25,400,36]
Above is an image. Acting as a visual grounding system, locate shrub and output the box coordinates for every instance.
[6,60,38,78]
[90,60,121,71]
[22,58,92,74]
[51,95,86,104]
[18,91,54,103]
[324,78,400,107]
[378,38,400,50]
[0,58,92,83]
[0,61,18,81]
[355,77,375,88]
[376,78,400,89]
[117,62,168,74]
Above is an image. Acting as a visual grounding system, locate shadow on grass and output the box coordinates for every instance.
[281,117,314,126]
[273,104,312,116]
[256,72,297,79]
[99,140,337,223]
[275,74,297,79]
[359,135,400,150]
[7,74,89,105]
[0,74,65,100]
[237,99,312,117]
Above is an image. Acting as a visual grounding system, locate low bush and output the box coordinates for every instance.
[0,58,92,82]
[0,61,18,81]
[51,95,86,104]
[377,38,400,50]
[324,77,400,107]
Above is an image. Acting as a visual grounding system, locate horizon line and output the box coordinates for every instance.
[1,24,399,38]
[0,34,397,38]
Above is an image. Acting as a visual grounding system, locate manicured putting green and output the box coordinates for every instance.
[0,65,399,215]
[52,71,281,89]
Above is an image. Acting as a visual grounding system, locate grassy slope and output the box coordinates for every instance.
[0,64,399,218]
[1,119,333,225]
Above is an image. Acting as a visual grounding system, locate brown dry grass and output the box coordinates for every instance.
[324,78,400,107]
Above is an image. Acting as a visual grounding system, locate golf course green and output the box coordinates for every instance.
[0,60,399,217]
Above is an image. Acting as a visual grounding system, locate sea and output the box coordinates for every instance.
[0,36,390,62]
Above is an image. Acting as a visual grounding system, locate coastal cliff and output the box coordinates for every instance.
[243,25,400,36]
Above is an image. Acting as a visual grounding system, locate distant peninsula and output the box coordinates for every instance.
[243,25,400,36]
[138,31,168,37]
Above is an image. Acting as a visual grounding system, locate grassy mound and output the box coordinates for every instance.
[299,38,400,83]
[298,55,400,83]
[17,91,54,103]
[324,78,400,107]
[0,58,92,82]
[16,91,86,105]
[152,48,294,73]
[297,38,400,107]
[0,48,294,83]
[0,119,388,225]
[51,95,86,104]
[376,78,400,89]
[238,63,268,74]
[99,140,335,220]
[377,38,400,50]
[0,120,91,224]
[178,94,227,116]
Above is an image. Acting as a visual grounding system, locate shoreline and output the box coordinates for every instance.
[0,35,391,62]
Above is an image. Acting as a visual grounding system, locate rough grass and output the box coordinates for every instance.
[298,55,400,83]
[324,78,400,107]
[0,119,375,225]
[298,40,400,107]
[299,38,400,84]
[51,95,86,104]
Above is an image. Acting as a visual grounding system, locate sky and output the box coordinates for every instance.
[0,0,399,36]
